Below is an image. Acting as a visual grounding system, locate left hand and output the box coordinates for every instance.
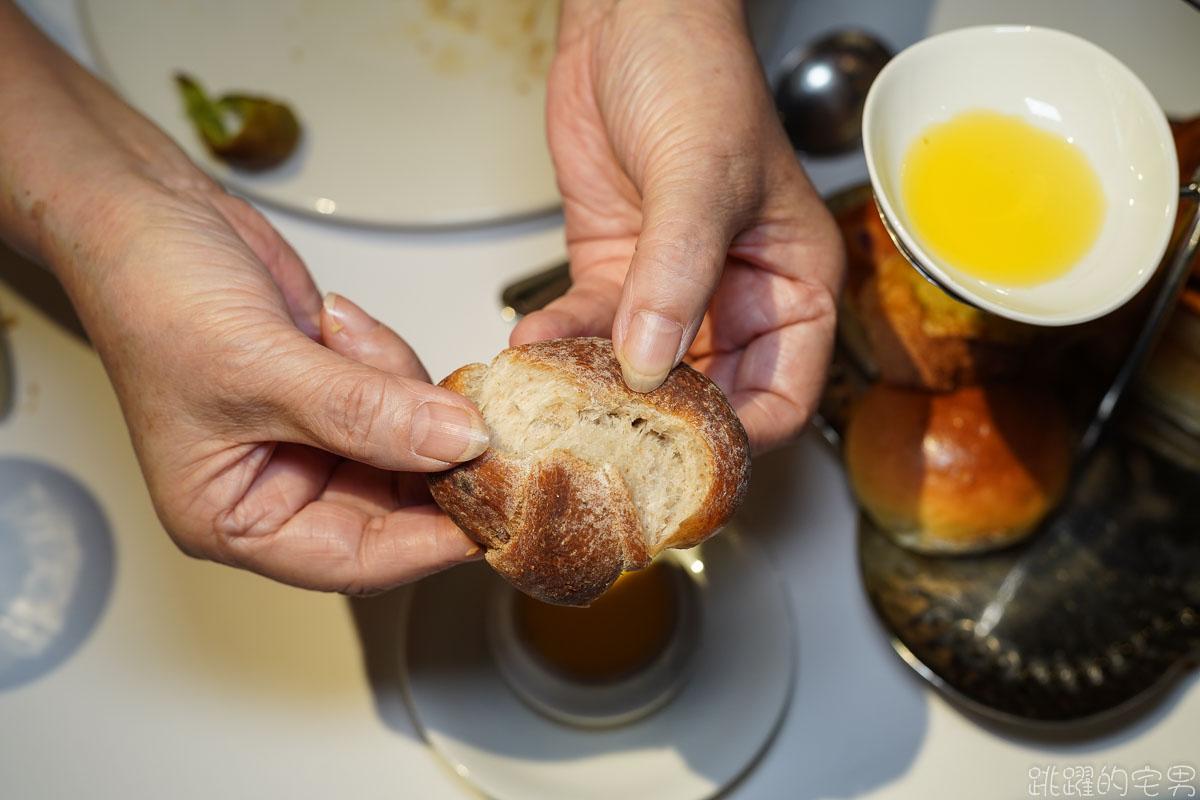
[512,0,845,453]
[0,1,485,593]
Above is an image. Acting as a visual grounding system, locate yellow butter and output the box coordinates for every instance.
[900,109,1105,287]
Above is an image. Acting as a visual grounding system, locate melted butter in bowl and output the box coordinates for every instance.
[863,25,1179,326]
[488,557,700,728]
[901,109,1106,287]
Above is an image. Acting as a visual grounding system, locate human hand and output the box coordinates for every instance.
[110,182,495,592]
[0,2,486,593]
[76,185,488,593]
[513,0,845,453]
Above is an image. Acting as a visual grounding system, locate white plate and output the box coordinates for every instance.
[78,0,561,227]
[0,458,115,691]
[401,529,796,800]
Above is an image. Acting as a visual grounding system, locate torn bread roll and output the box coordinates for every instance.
[427,337,751,606]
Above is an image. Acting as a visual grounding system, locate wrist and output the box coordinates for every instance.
[0,1,213,275]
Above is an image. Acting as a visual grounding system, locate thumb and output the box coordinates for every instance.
[613,178,736,392]
[256,333,489,472]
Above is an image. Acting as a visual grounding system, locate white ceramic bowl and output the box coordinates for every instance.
[862,25,1179,326]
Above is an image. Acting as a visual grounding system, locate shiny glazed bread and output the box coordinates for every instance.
[844,382,1072,554]
[427,337,751,606]
[835,198,1038,390]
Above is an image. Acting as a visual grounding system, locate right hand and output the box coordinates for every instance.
[512,0,845,454]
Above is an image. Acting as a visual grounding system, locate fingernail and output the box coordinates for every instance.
[620,311,683,392]
[412,403,490,462]
[323,293,375,336]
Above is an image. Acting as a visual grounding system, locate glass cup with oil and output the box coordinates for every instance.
[485,556,700,729]
[862,25,1181,326]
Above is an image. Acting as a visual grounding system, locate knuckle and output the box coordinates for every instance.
[314,371,394,460]
[795,278,838,324]
[771,275,839,329]
[635,234,720,296]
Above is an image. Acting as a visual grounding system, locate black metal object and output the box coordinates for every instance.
[858,410,1200,724]
[500,261,571,317]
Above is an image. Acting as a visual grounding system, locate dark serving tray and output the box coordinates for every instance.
[821,179,1200,727]
[855,414,1200,725]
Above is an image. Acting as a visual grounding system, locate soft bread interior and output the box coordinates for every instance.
[465,353,713,548]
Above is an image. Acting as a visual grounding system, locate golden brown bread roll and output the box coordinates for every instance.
[427,337,751,606]
[834,198,1038,390]
[844,382,1072,554]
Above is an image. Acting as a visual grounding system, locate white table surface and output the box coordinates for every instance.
[2,1,1198,798]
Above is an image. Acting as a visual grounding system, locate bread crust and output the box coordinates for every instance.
[844,382,1072,553]
[427,337,750,605]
